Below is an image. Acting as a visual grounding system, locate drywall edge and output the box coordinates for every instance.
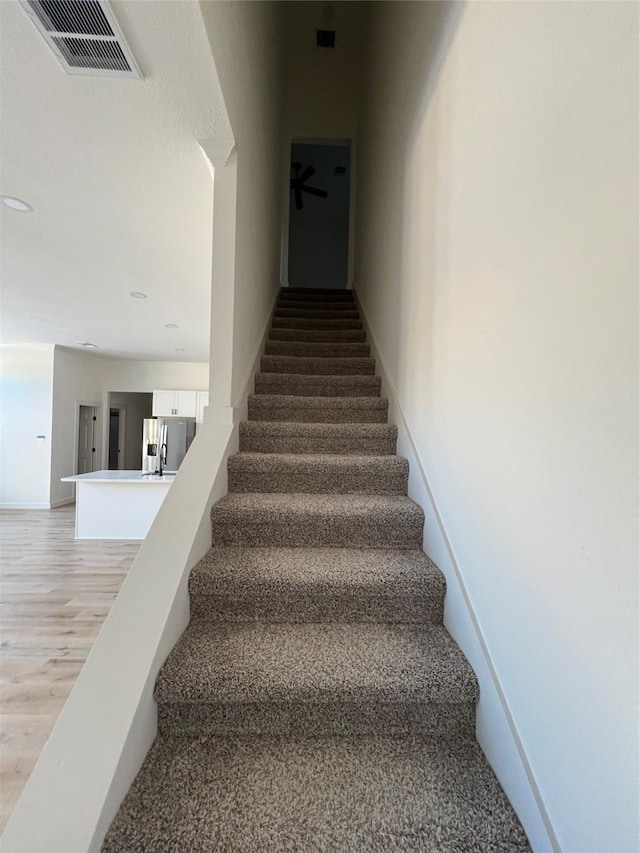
[354,289,559,853]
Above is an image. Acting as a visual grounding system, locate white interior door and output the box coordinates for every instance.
[77,406,98,474]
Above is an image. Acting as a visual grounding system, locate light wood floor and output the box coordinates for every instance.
[0,506,139,831]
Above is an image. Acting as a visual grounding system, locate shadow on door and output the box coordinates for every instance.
[288,141,350,289]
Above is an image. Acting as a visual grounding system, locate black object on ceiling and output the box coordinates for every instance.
[290,163,329,210]
[316,29,335,48]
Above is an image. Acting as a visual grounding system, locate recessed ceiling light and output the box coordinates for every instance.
[174,348,185,352]
[1,196,33,213]
[165,323,178,329]
[77,341,98,348]
[130,291,147,299]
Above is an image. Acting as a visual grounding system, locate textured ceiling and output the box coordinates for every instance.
[0,0,232,362]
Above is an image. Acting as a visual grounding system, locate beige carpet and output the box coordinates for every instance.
[103,288,529,852]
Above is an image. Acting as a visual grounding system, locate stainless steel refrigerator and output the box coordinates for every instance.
[142,418,195,473]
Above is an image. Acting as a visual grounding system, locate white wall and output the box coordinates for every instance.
[356,3,639,852]
[0,345,54,508]
[199,1,285,406]
[50,347,208,506]
[282,1,365,288]
[50,348,103,506]
[283,1,363,142]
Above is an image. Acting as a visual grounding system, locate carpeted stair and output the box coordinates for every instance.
[103,287,530,852]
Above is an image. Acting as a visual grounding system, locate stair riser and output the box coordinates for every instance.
[248,398,388,423]
[269,329,366,342]
[239,434,397,454]
[281,289,354,299]
[210,511,424,549]
[157,701,476,739]
[254,374,380,396]
[277,301,358,312]
[227,460,409,495]
[273,308,360,321]
[261,356,375,376]
[264,341,371,358]
[189,586,444,624]
[272,318,363,330]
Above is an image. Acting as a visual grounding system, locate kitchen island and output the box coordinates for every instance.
[61,470,176,540]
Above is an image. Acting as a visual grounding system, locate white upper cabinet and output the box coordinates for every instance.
[152,390,177,417]
[174,390,197,418]
[152,390,199,418]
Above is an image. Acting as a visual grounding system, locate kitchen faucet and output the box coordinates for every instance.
[159,439,167,476]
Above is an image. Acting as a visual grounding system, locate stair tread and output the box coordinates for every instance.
[272,318,363,328]
[277,300,358,311]
[103,733,529,853]
[210,493,423,549]
[269,328,366,341]
[229,451,406,467]
[212,491,422,520]
[254,373,381,396]
[156,622,478,705]
[228,449,405,472]
[228,452,408,494]
[282,287,353,294]
[275,309,360,319]
[239,421,398,454]
[265,340,371,356]
[249,394,387,407]
[240,421,396,436]
[261,355,375,375]
[192,546,443,590]
[190,547,444,624]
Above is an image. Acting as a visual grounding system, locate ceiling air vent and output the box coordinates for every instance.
[21,0,142,79]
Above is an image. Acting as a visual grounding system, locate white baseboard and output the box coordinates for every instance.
[355,290,559,853]
[233,286,281,414]
[0,502,51,510]
[0,499,74,510]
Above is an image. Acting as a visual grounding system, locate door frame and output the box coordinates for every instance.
[281,137,355,290]
[116,408,126,469]
[75,401,102,475]
[108,406,127,470]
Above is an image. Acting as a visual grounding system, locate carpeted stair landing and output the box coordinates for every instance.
[104,288,529,852]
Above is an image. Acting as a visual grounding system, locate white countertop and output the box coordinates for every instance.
[62,470,176,484]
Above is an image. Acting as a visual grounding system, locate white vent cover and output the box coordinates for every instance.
[21,0,142,79]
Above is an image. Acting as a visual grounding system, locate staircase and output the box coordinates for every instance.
[104,288,529,851]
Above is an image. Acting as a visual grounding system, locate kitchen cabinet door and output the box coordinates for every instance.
[175,390,197,418]
[152,390,176,417]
